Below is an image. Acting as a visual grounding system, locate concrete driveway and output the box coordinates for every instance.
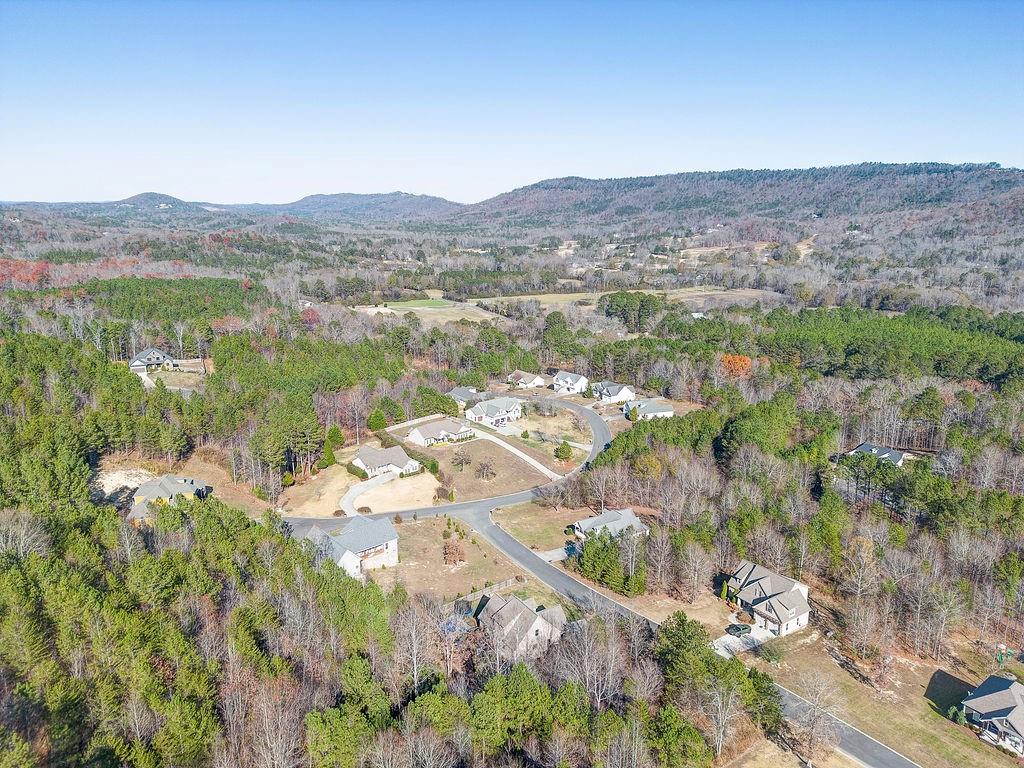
[712,614,775,658]
[339,471,398,515]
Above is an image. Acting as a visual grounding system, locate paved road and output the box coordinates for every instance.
[285,396,921,768]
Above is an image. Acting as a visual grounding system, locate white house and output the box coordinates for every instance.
[552,371,589,395]
[477,592,568,660]
[507,370,545,389]
[846,441,907,467]
[305,516,399,581]
[623,398,674,421]
[129,347,178,374]
[446,386,479,408]
[726,560,810,638]
[465,397,523,428]
[591,381,637,405]
[572,507,649,539]
[352,445,420,478]
[962,675,1024,757]
[406,418,476,447]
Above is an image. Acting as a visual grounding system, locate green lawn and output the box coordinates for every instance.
[383,298,451,308]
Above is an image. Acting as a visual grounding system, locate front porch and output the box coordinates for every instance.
[979,723,1024,756]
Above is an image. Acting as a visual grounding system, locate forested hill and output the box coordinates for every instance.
[9,162,1022,232]
[232,191,464,220]
[447,162,1024,230]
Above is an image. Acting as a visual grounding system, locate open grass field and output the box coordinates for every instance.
[473,286,784,312]
[492,502,582,551]
[369,516,525,601]
[734,738,859,768]
[477,426,585,473]
[355,298,500,325]
[747,630,1019,768]
[149,369,206,390]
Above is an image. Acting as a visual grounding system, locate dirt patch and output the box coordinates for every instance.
[150,369,206,390]
[492,503,582,551]
[670,399,703,416]
[732,738,858,768]
[279,460,361,518]
[369,516,525,602]
[355,471,440,514]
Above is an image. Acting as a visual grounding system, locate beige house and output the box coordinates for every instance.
[477,592,567,660]
[507,370,545,389]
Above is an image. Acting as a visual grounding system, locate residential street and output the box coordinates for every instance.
[285,396,922,768]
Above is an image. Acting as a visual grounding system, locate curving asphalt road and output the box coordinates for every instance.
[284,396,920,768]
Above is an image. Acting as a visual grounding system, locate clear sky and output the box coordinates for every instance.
[1,0,1022,203]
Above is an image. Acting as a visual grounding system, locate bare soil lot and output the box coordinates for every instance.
[748,630,1018,768]
[492,502,582,551]
[369,516,525,601]
[517,408,589,443]
[356,471,440,513]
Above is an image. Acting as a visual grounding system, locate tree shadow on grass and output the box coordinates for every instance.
[925,667,973,716]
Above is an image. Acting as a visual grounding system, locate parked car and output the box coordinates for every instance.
[726,624,751,637]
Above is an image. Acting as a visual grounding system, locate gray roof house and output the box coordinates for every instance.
[352,445,420,478]
[477,592,568,660]
[465,396,523,427]
[624,398,674,420]
[727,560,810,638]
[962,674,1024,756]
[591,381,637,404]
[847,441,907,467]
[305,516,399,580]
[128,474,211,524]
[552,370,589,394]
[407,418,476,447]
[573,508,649,539]
[507,370,545,389]
[446,386,480,407]
[129,347,175,371]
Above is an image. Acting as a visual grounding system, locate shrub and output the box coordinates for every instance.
[282,471,295,487]
[522,430,530,439]
[345,463,369,480]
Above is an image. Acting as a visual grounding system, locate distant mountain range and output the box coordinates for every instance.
[7,162,1023,232]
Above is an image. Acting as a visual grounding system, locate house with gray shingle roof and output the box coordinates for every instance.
[507,370,545,389]
[352,445,421,477]
[465,396,523,428]
[573,508,649,539]
[128,474,211,525]
[726,559,810,637]
[962,674,1024,756]
[446,386,480,408]
[304,516,398,580]
[591,381,637,404]
[406,418,475,447]
[623,398,674,421]
[477,592,567,660]
[846,441,907,467]
[129,347,177,373]
[552,370,589,394]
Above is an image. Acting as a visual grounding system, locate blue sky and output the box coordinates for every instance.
[1,0,1021,203]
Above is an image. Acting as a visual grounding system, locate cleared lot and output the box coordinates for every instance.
[369,516,525,601]
[354,471,440,513]
[416,439,550,500]
[279,446,360,518]
[492,502,582,551]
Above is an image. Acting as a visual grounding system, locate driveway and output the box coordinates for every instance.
[338,471,398,515]
[712,614,775,658]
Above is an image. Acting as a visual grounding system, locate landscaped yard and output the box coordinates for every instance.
[492,502,582,551]
[747,630,1019,768]
[369,516,526,602]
